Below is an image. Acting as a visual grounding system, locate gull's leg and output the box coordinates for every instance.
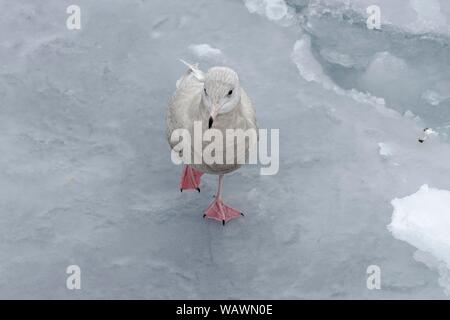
[203,175,243,225]
[180,165,203,192]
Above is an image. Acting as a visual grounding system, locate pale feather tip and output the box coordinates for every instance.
[179,59,205,81]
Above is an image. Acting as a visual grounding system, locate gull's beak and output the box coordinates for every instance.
[208,116,214,129]
[208,107,219,129]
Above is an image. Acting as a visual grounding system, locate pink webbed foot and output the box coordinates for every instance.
[203,198,244,225]
[180,165,204,192]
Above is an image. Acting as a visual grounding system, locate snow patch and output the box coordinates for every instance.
[188,44,223,59]
[378,142,393,158]
[291,35,334,87]
[388,185,450,295]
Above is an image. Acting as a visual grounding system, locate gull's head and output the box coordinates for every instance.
[202,66,240,128]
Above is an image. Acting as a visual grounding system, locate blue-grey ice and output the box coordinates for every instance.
[1,0,450,299]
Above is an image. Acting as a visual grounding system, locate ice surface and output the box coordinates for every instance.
[388,185,450,294]
[1,0,450,299]
[296,0,450,36]
[293,0,450,139]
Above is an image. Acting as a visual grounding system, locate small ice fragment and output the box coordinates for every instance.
[243,0,293,25]
[378,142,393,158]
[188,44,222,59]
[291,35,334,87]
[388,184,450,295]
[264,0,288,21]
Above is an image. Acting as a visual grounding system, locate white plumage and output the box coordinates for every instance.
[166,61,258,224]
[166,61,258,175]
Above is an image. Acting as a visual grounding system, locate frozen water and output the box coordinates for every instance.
[293,0,450,139]
[1,0,450,299]
[389,185,450,294]
[293,0,450,36]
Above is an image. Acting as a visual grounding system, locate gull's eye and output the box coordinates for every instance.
[204,88,208,96]
[228,89,233,96]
